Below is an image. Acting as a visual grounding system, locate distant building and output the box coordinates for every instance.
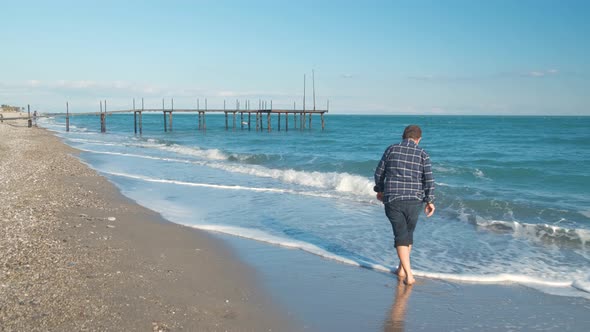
[0,104,23,112]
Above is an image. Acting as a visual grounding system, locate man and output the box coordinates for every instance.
[374,125,435,285]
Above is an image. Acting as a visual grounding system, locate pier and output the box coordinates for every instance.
[4,73,329,134]
[35,98,329,134]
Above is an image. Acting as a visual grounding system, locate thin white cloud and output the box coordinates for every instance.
[528,71,545,77]
[408,69,563,81]
[407,75,437,81]
[522,69,560,78]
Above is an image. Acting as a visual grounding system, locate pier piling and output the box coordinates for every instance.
[66,102,70,132]
[27,105,32,128]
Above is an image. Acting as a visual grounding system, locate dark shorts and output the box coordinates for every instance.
[384,200,423,247]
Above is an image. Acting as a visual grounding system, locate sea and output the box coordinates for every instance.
[40,113,590,299]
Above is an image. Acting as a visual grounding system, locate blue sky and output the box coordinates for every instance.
[1,0,588,114]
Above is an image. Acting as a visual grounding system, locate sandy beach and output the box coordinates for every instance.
[0,115,294,331]
[3,114,590,332]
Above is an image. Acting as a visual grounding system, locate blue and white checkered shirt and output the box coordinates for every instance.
[374,139,435,203]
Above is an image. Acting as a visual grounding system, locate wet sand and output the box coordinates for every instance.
[223,230,590,331]
[0,115,295,331]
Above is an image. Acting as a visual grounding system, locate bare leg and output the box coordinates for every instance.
[396,245,415,285]
[395,245,412,278]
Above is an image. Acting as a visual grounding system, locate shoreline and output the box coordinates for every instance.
[0,116,295,330]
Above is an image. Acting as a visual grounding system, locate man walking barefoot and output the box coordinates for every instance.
[374,125,435,285]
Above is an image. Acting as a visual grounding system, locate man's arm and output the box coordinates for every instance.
[374,148,389,195]
[422,152,435,217]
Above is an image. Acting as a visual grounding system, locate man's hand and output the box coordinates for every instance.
[425,203,435,217]
[376,192,383,202]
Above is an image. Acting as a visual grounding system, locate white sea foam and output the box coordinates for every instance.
[572,278,590,294]
[67,138,123,147]
[473,168,485,178]
[67,136,376,197]
[77,148,206,166]
[76,146,376,199]
[475,219,590,246]
[187,224,361,266]
[101,170,338,200]
[157,144,227,161]
[206,163,375,197]
[184,223,589,299]
[133,141,375,196]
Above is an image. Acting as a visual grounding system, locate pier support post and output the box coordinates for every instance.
[248,112,251,130]
[267,112,271,132]
[134,111,143,135]
[27,105,32,128]
[198,112,202,130]
[140,98,144,135]
[241,112,244,130]
[133,98,137,134]
[100,112,106,133]
[66,102,70,132]
[162,99,166,132]
[103,100,107,133]
[309,113,312,129]
[321,113,325,130]
[299,111,305,130]
[225,112,228,130]
[169,112,173,132]
[256,112,259,131]
[285,112,288,131]
[233,112,236,130]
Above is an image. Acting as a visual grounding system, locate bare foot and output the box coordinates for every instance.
[394,266,406,278]
[404,276,416,285]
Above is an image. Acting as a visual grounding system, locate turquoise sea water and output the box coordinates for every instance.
[41,114,590,299]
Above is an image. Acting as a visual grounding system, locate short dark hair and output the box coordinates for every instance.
[402,125,422,139]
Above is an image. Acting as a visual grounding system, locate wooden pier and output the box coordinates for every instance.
[7,74,330,134]
[39,98,328,134]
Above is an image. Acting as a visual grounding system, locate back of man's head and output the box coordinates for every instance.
[402,125,422,140]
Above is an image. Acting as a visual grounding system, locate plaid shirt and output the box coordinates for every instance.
[374,139,435,203]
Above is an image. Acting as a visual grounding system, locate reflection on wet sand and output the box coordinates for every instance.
[384,280,413,332]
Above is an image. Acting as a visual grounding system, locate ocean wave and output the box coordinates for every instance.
[66,137,229,161]
[206,162,375,197]
[474,219,590,247]
[155,144,228,161]
[69,137,376,197]
[101,170,340,200]
[67,138,124,147]
[473,168,486,178]
[76,147,376,199]
[78,149,207,166]
[572,278,590,294]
